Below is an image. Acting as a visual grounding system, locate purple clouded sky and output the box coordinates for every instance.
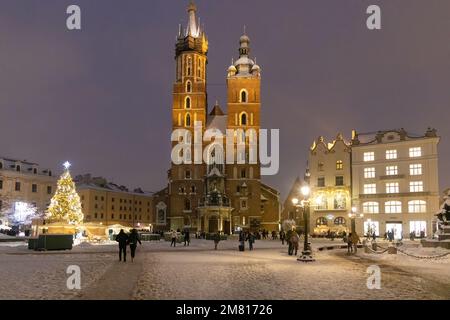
[0,0,449,199]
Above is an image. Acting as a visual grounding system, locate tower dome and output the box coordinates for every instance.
[240,34,250,44]
[228,64,237,73]
[233,33,254,75]
[251,64,260,72]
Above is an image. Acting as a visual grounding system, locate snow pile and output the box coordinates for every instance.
[0,233,14,239]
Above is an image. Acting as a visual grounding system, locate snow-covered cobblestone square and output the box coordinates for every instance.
[0,239,448,300]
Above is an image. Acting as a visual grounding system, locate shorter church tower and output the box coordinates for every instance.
[226,33,264,232]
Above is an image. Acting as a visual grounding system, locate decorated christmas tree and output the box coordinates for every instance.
[46,161,84,225]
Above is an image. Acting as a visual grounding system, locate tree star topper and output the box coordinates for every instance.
[63,161,71,170]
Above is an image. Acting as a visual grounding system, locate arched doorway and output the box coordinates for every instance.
[208,217,219,233]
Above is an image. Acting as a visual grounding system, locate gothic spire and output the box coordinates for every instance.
[186,1,200,37]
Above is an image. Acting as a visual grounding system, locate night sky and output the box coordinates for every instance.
[0,0,449,199]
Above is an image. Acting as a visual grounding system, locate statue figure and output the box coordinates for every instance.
[436,193,450,225]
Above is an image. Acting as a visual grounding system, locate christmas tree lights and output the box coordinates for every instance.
[46,161,83,225]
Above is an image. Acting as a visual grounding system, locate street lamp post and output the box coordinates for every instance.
[348,206,364,235]
[292,183,315,263]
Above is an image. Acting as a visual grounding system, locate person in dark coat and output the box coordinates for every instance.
[115,229,129,262]
[184,229,190,246]
[280,230,286,245]
[286,229,294,255]
[238,231,245,251]
[347,232,353,254]
[247,232,255,251]
[290,230,300,256]
[213,232,221,250]
[128,229,142,262]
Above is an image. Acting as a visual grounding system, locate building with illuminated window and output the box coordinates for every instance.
[308,134,352,235]
[283,128,440,239]
[283,134,352,235]
[0,157,56,228]
[351,128,440,239]
[153,2,281,234]
[74,174,154,229]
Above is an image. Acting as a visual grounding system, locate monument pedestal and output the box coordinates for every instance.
[438,225,450,241]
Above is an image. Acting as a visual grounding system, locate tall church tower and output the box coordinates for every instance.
[169,1,209,231]
[226,33,263,230]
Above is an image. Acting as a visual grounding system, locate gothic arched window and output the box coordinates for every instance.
[185,113,191,127]
[240,89,248,103]
[186,81,192,93]
[240,113,247,126]
[187,57,192,76]
[184,199,191,211]
[185,97,191,109]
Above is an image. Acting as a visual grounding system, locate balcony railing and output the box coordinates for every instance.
[199,196,231,207]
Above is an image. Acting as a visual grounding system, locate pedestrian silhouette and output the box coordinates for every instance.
[128,229,142,262]
[115,229,129,262]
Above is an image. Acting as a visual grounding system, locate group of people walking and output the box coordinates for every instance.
[238,231,257,251]
[170,229,222,249]
[169,229,191,247]
[115,229,142,262]
[283,229,301,256]
[344,232,361,254]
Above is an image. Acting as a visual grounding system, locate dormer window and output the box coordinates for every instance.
[33,168,37,174]
[16,165,21,172]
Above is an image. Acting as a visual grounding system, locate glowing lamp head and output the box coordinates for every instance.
[300,185,310,197]
[292,198,299,206]
[348,213,353,218]
[352,206,357,213]
[63,161,71,170]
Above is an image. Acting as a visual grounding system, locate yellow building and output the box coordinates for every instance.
[156,2,280,234]
[75,175,154,229]
[0,157,56,228]
[308,134,352,235]
[282,134,353,235]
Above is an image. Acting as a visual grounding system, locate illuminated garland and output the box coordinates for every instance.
[46,162,83,225]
